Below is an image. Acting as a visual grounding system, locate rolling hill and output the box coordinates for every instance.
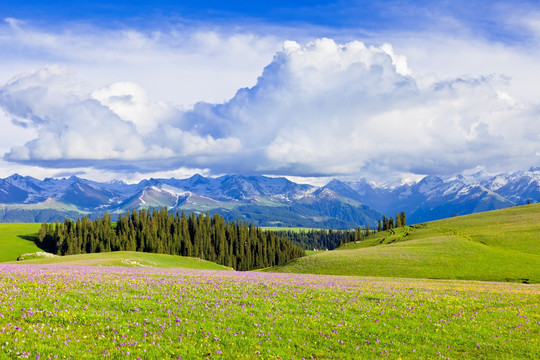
[2,204,539,281]
[4,251,232,270]
[266,203,540,283]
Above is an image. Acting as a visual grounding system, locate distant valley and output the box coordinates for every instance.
[0,168,539,227]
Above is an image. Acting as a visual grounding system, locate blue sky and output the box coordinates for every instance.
[2,0,536,40]
[2,1,431,28]
[0,0,539,183]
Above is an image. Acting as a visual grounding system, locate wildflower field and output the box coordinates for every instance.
[1,265,539,359]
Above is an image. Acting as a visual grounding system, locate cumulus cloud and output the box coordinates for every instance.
[1,38,540,179]
[0,65,241,171]
[179,38,540,177]
[91,82,180,135]
[0,18,281,106]
[1,66,146,162]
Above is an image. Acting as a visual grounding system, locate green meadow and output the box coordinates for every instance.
[267,204,540,283]
[261,226,322,232]
[1,205,540,359]
[2,204,540,282]
[3,251,232,270]
[0,223,42,262]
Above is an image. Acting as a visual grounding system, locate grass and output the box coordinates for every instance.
[340,203,540,254]
[1,206,540,358]
[268,204,540,283]
[1,265,539,359]
[304,249,326,256]
[5,251,232,270]
[0,223,42,262]
[261,226,324,232]
[3,203,540,280]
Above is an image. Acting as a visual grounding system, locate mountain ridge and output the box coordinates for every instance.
[0,169,538,226]
[0,173,378,228]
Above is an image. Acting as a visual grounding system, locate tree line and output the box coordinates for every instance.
[272,227,372,250]
[271,210,407,251]
[37,208,305,271]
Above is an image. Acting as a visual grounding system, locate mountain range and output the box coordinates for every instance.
[0,168,539,227]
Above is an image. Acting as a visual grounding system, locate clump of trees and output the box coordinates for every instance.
[377,211,407,232]
[272,227,372,251]
[37,208,305,271]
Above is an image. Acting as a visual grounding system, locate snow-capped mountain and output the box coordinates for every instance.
[480,168,540,204]
[343,170,537,224]
[0,169,537,226]
[0,174,380,228]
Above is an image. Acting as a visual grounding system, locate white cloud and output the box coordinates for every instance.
[179,38,540,177]
[0,19,281,106]
[0,66,241,169]
[0,107,37,154]
[1,66,147,161]
[384,31,540,104]
[1,36,539,181]
[91,82,180,135]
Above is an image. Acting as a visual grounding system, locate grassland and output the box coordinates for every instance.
[268,204,540,283]
[261,226,323,232]
[1,265,539,359]
[1,206,540,358]
[5,251,232,270]
[304,249,325,256]
[0,223,42,262]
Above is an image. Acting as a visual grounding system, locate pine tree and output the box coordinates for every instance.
[37,223,47,247]
[400,211,406,226]
[37,208,305,271]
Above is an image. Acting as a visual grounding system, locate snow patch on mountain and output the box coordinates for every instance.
[0,168,538,225]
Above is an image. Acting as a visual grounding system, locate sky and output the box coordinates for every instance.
[0,0,539,185]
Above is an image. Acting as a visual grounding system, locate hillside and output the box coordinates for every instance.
[6,251,232,270]
[0,223,42,262]
[266,203,540,283]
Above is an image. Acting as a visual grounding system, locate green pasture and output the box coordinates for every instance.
[5,251,232,270]
[269,204,540,283]
[340,203,540,254]
[1,205,540,358]
[0,223,42,262]
[261,226,323,232]
[2,203,540,281]
[304,249,326,256]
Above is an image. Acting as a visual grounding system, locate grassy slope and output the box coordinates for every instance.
[5,251,232,270]
[0,223,42,262]
[261,227,323,232]
[268,204,540,283]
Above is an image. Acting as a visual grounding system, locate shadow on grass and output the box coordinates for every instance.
[17,233,47,251]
